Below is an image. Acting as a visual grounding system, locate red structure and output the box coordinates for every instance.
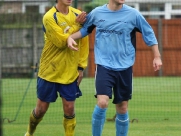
[88,19,181,77]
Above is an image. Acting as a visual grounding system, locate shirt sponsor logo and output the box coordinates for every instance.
[99,29,122,35]
[98,19,105,22]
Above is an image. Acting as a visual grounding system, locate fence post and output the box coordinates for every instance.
[74,0,78,8]
[0,29,2,136]
[158,19,163,76]
[32,23,38,77]
[0,31,2,80]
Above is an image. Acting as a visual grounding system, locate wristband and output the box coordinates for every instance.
[78,67,84,71]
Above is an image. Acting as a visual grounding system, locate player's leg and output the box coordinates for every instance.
[92,95,108,136]
[92,65,114,136]
[25,77,58,136]
[113,66,132,136]
[115,101,129,136]
[25,99,49,136]
[59,79,82,136]
[62,98,76,136]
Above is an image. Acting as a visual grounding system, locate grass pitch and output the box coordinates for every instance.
[2,77,181,136]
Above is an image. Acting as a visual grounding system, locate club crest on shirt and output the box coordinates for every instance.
[60,22,66,26]
[64,26,70,33]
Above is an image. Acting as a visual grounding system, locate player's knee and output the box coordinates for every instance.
[116,102,128,113]
[118,107,128,114]
[35,107,47,118]
[64,105,75,115]
[97,99,108,108]
[97,95,109,108]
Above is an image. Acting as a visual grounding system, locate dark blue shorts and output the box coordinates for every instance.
[37,77,82,102]
[95,65,132,104]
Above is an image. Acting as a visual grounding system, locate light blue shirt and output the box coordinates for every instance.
[80,4,158,71]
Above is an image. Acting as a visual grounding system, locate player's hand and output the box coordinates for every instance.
[76,11,87,25]
[67,36,78,51]
[153,56,162,71]
[77,70,83,86]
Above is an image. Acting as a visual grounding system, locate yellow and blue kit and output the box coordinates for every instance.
[38,6,89,84]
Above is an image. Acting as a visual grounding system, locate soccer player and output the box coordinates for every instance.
[67,0,162,136]
[24,0,89,136]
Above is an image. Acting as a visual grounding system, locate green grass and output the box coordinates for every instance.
[3,121,181,136]
[2,77,181,136]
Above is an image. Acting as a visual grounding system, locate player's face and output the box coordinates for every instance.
[113,0,125,5]
[59,0,73,6]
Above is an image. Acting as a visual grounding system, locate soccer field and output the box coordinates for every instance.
[2,77,181,136]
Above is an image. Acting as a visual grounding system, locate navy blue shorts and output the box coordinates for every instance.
[95,65,132,104]
[37,77,82,102]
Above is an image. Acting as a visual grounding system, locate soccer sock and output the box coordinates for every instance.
[27,109,43,135]
[63,114,76,136]
[115,112,129,136]
[92,105,107,136]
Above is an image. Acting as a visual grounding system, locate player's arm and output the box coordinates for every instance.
[76,11,87,25]
[135,12,162,71]
[66,11,87,35]
[43,14,69,49]
[67,31,83,51]
[43,12,86,49]
[78,36,89,70]
[77,36,89,85]
[67,11,95,51]
[151,44,162,71]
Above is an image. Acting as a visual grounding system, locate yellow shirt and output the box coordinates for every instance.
[38,6,89,84]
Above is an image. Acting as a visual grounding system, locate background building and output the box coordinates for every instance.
[0,0,91,14]
[126,0,181,19]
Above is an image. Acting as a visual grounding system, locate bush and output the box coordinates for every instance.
[83,3,100,13]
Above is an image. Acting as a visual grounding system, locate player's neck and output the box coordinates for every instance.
[55,4,69,15]
[107,3,123,11]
